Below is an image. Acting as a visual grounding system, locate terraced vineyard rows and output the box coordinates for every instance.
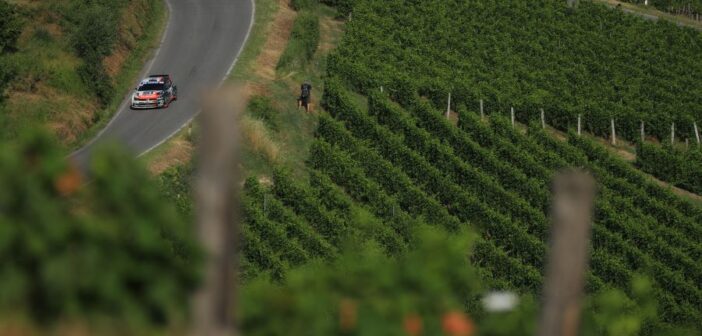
[233,0,702,333]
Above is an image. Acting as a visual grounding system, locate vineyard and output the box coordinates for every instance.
[327,0,702,142]
[636,142,702,193]
[217,0,702,333]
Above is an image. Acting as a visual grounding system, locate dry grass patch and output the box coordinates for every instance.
[104,0,150,76]
[254,0,297,80]
[318,15,343,54]
[242,115,280,163]
[148,137,194,175]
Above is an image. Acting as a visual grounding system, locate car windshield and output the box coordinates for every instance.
[137,83,165,91]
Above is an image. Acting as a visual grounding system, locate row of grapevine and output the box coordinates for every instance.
[311,119,548,293]
[318,79,702,327]
[636,142,702,194]
[322,79,549,269]
[368,92,549,229]
[329,0,702,142]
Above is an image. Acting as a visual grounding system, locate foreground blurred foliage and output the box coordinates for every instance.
[238,225,693,336]
[0,130,200,330]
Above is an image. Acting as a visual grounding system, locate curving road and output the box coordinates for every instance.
[71,0,254,169]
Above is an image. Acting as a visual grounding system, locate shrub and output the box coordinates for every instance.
[320,0,355,17]
[0,1,21,54]
[0,131,201,326]
[247,95,280,131]
[65,2,123,106]
[291,0,317,11]
[276,11,320,70]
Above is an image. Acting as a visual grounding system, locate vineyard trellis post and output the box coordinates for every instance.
[694,122,700,145]
[611,119,616,145]
[446,93,451,119]
[640,121,645,142]
[537,169,595,336]
[511,106,515,128]
[541,108,546,129]
[577,114,581,136]
[480,99,484,120]
[671,122,676,144]
[192,86,243,336]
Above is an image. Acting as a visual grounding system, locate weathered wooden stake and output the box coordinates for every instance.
[640,121,645,142]
[541,108,546,129]
[537,169,596,336]
[380,86,383,93]
[192,86,244,336]
[511,106,515,127]
[671,122,676,144]
[446,93,451,119]
[480,99,484,120]
[577,114,582,136]
[695,122,700,145]
[611,119,616,145]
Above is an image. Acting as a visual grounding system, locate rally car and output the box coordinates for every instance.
[130,74,178,109]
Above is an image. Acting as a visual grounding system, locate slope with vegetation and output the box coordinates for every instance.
[151,0,702,334]
[0,0,165,146]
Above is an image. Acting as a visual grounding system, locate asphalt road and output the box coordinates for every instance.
[71,0,254,170]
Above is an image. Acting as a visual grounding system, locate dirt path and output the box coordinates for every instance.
[594,0,702,31]
[544,125,702,202]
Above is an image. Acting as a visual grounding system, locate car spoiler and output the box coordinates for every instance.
[149,74,171,79]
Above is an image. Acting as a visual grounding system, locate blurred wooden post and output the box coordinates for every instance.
[192,86,243,336]
[511,107,515,127]
[541,108,546,129]
[380,86,383,93]
[538,169,596,336]
[480,99,484,120]
[640,121,645,142]
[446,93,451,119]
[577,114,581,136]
[671,122,676,144]
[611,119,616,145]
[694,122,700,145]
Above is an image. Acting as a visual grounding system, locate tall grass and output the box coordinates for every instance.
[276,11,320,70]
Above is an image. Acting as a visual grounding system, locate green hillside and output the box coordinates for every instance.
[214,0,702,332]
[151,0,702,334]
[0,0,165,146]
[329,0,702,141]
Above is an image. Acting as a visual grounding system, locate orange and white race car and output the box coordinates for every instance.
[130,74,178,109]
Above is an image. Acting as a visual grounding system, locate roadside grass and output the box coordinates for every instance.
[240,3,343,179]
[229,0,279,83]
[139,125,194,175]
